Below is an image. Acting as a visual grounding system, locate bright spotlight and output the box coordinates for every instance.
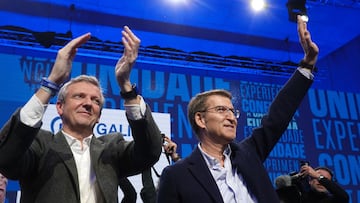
[300,14,309,22]
[251,0,266,11]
[167,0,187,4]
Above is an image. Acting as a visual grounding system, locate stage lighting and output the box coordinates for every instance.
[251,0,266,11]
[286,0,308,23]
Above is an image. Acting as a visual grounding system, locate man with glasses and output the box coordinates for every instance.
[157,15,319,203]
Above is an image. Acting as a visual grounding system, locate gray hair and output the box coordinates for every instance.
[57,75,105,108]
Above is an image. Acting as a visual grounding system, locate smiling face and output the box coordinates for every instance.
[195,94,238,145]
[0,173,7,203]
[56,81,102,138]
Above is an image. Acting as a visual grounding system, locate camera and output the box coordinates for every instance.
[161,133,165,141]
[288,160,309,182]
[161,133,168,145]
[300,160,309,166]
[161,133,174,155]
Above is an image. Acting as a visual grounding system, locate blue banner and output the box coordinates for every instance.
[0,51,359,203]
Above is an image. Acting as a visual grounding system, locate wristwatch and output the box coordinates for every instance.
[120,84,138,99]
[318,175,325,181]
[299,59,318,72]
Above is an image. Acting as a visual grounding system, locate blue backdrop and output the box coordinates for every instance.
[0,46,359,202]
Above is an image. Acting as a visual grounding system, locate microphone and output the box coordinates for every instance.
[275,175,302,202]
[275,175,292,189]
[290,173,302,180]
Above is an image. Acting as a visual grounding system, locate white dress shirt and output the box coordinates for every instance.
[19,94,146,203]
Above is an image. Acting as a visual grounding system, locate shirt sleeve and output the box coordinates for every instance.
[19,95,47,128]
[124,95,147,120]
[297,67,314,80]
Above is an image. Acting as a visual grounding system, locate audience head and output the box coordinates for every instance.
[0,173,8,203]
[309,166,333,193]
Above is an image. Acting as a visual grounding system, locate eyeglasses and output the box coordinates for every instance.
[200,106,240,118]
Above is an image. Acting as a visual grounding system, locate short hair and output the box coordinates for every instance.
[187,89,232,137]
[57,75,105,109]
[315,166,334,180]
[0,173,7,186]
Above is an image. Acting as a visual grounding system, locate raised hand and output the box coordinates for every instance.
[49,33,91,85]
[163,136,178,155]
[297,15,319,65]
[115,26,141,92]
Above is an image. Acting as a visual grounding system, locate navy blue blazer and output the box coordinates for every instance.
[157,70,313,203]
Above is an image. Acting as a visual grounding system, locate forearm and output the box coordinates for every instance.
[127,105,163,168]
[267,69,313,128]
[0,109,39,178]
[20,95,47,127]
[252,70,313,160]
[320,179,349,202]
[123,96,146,120]
[170,152,181,162]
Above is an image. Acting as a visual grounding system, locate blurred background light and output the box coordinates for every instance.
[251,0,266,11]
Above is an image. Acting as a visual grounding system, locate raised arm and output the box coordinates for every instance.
[115,26,141,105]
[297,15,319,69]
[36,33,91,104]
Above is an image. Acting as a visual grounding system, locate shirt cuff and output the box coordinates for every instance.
[297,67,314,80]
[124,96,146,120]
[20,95,47,127]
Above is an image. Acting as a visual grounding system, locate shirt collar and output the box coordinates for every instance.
[198,143,232,169]
[62,130,93,148]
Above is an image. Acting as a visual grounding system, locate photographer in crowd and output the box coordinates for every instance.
[118,134,180,203]
[275,163,349,203]
[140,134,180,203]
[299,164,349,203]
